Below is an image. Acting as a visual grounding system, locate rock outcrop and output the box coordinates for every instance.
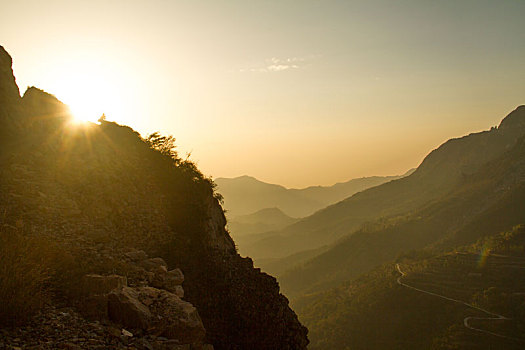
[139,287,205,343]
[108,286,154,330]
[74,249,206,346]
[0,45,21,144]
[0,46,19,105]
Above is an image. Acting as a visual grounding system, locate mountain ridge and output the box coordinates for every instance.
[0,45,308,349]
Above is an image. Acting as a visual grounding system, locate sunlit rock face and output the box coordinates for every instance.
[203,195,236,253]
[0,45,308,349]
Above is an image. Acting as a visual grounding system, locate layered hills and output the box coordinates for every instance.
[217,172,411,261]
[279,105,525,297]
[215,172,408,218]
[0,46,308,349]
[242,106,525,263]
[273,106,525,348]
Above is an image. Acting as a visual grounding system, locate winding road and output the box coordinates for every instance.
[395,263,524,343]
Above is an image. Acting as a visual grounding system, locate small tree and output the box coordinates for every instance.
[146,132,178,159]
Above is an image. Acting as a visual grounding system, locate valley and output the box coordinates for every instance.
[217,106,525,349]
[294,226,525,349]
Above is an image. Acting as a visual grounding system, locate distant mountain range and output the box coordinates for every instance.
[215,172,412,219]
[236,107,525,265]
[217,172,413,260]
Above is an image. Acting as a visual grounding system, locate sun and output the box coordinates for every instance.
[61,78,121,124]
[66,96,105,124]
[42,53,131,125]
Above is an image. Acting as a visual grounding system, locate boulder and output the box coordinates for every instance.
[157,292,205,343]
[82,274,127,296]
[167,268,184,285]
[122,264,152,287]
[108,286,153,330]
[137,286,161,307]
[125,250,148,262]
[140,257,168,271]
[136,288,205,344]
[145,271,155,284]
[150,257,168,266]
[170,285,184,298]
[152,268,184,292]
[151,265,168,289]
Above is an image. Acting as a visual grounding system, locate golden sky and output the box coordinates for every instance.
[2,0,524,187]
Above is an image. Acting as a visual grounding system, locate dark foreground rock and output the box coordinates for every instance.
[0,304,211,350]
[108,286,154,331]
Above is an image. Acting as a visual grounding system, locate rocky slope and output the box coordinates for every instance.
[0,45,308,349]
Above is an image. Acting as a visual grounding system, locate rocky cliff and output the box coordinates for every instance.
[0,45,308,349]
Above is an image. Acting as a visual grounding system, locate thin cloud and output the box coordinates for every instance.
[240,57,307,73]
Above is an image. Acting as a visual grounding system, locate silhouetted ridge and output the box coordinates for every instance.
[21,87,71,128]
[0,45,20,102]
[22,86,64,107]
[415,106,525,183]
[0,45,22,145]
[498,105,525,131]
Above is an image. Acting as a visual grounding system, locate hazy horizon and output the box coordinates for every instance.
[2,0,524,187]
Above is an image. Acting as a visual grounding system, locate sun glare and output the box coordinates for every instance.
[62,79,121,124]
[41,52,133,125]
[67,98,103,124]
